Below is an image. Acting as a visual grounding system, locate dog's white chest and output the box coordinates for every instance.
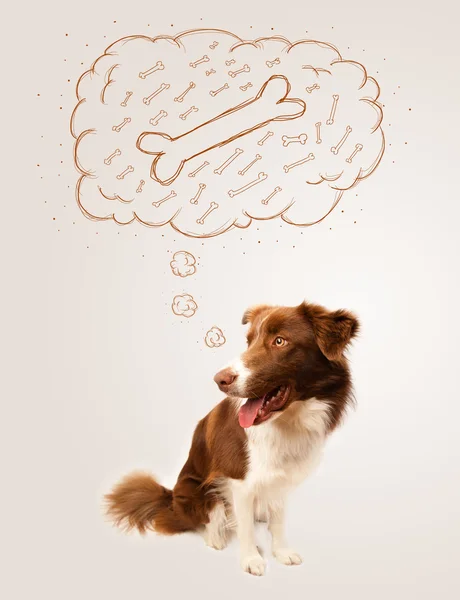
[244,400,330,503]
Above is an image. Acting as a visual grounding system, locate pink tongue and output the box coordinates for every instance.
[238,398,264,428]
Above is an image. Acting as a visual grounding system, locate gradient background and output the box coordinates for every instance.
[2,1,459,598]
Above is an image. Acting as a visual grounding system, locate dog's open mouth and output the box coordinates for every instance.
[238,385,290,428]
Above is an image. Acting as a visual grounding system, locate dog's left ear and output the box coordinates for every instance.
[242,304,271,325]
[301,302,360,361]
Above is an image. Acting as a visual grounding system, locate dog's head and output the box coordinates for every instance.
[214,302,359,428]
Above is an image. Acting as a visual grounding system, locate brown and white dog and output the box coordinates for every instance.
[106,301,359,576]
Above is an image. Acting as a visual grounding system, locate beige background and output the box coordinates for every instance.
[2,1,459,598]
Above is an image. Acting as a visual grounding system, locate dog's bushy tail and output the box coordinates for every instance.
[105,472,192,535]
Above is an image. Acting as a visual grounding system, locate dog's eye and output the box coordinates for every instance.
[274,336,287,347]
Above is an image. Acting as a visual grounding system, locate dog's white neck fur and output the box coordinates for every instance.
[244,398,330,502]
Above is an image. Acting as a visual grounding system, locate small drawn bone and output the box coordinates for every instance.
[306,84,320,93]
[214,148,243,175]
[266,58,280,68]
[346,143,363,164]
[206,69,216,76]
[209,41,219,49]
[179,106,198,120]
[104,148,121,165]
[225,59,236,66]
[283,153,315,173]
[120,91,133,107]
[139,61,164,79]
[112,118,131,132]
[152,190,177,208]
[210,83,229,97]
[136,180,145,193]
[188,161,210,177]
[174,82,196,103]
[282,133,307,147]
[143,83,170,105]
[190,183,206,204]
[331,126,352,155]
[190,55,210,68]
[149,110,168,127]
[258,131,274,146]
[228,172,267,198]
[315,122,322,144]
[197,202,218,224]
[240,82,253,91]
[326,94,339,125]
[116,165,134,180]
[261,186,282,205]
[238,154,262,176]
[229,64,250,78]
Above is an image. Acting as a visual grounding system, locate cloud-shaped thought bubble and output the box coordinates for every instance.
[72,30,384,237]
[170,251,197,278]
[172,294,197,318]
[205,326,226,348]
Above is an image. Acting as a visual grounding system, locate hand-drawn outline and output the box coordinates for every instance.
[72,29,385,238]
[170,251,197,278]
[172,294,198,317]
[205,327,226,348]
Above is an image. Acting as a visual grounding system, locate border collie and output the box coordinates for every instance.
[106,301,359,575]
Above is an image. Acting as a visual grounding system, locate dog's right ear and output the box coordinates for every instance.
[242,304,271,325]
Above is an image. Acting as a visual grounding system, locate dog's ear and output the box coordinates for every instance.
[301,302,359,361]
[242,304,271,325]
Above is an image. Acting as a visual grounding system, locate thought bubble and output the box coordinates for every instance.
[172,294,197,317]
[205,326,226,348]
[170,251,197,277]
[72,29,384,237]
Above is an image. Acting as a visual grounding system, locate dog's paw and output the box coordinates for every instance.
[273,548,303,566]
[205,537,227,551]
[241,554,266,576]
[204,530,227,551]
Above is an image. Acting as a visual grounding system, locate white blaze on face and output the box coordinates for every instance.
[226,357,252,400]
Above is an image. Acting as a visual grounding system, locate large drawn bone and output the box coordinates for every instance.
[137,75,305,186]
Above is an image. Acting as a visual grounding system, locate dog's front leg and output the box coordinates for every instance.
[268,501,303,566]
[232,483,265,576]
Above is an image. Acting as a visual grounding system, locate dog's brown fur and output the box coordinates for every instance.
[105,301,359,536]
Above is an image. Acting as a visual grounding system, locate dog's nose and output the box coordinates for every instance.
[214,368,237,392]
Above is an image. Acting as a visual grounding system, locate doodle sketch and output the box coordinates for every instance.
[204,326,226,348]
[170,251,197,277]
[71,29,384,237]
[171,293,198,317]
